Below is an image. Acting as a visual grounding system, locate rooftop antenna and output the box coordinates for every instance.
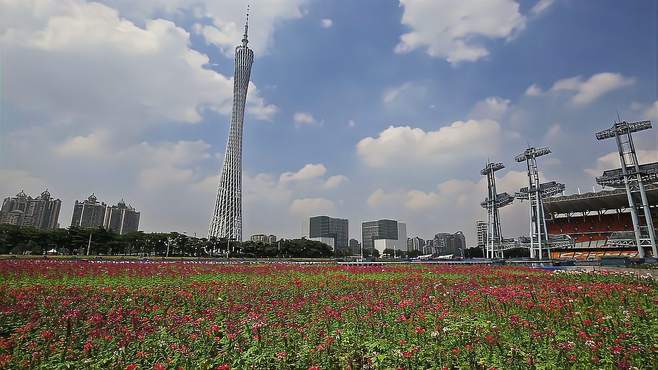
[242,5,250,46]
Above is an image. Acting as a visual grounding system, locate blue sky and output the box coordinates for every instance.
[1,0,657,243]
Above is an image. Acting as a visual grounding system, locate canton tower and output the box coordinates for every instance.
[208,11,253,241]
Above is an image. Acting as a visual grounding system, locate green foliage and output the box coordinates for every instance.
[0,224,333,258]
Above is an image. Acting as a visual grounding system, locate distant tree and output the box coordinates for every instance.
[464,247,484,258]
[407,250,422,258]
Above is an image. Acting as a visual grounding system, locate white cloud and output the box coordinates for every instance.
[54,130,114,159]
[357,119,501,168]
[367,189,404,208]
[644,101,658,121]
[97,0,308,56]
[0,0,277,135]
[367,171,533,242]
[525,84,543,96]
[549,72,635,106]
[404,190,442,210]
[395,0,526,64]
[544,124,562,142]
[0,169,47,198]
[382,81,426,104]
[585,150,658,177]
[320,18,333,28]
[289,198,335,217]
[469,96,511,120]
[280,163,327,183]
[293,112,318,126]
[531,0,555,16]
[323,175,349,190]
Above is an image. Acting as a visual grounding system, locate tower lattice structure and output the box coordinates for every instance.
[595,119,657,258]
[480,162,513,259]
[514,147,564,259]
[209,11,253,241]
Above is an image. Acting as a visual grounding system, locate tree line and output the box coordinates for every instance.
[0,225,333,258]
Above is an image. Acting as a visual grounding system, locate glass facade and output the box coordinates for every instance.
[309,216,348,249]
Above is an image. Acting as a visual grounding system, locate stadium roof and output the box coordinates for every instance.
[543,184,658,214]
[596,162,658,188]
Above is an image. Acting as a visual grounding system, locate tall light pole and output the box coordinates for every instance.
[595,119,657,257]
[480,162,513,259]
[515,147,564,259]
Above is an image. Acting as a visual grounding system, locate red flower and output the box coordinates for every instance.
[153,363,166,370]
[126,365,138,370]
[216,364,230,370]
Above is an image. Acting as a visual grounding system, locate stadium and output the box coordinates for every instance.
[544,169,658,260]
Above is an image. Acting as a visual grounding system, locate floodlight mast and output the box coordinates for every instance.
[594,120,657,257]
[480,162,510,259]
[515,147,551,259]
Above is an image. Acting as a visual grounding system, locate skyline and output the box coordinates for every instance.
[1,0,657,244]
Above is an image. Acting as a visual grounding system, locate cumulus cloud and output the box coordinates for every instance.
[367,171,532,242]
[96,0,308,56]
[323,175,349,190]
[531,0,555,16]
[357,119,501,168]
[395,0,526,64]
[0,0,277,134]
[293,112,318,126]
[289,198,336,217]
[644,101,658,121]
[524,84,543,96]
[320,18,333,28]
[549,72,635,106]
[0,169,47,199]
[524,73,635,106]
[280,163,327,183]
[404,190,442,210]
[585,150,658,178]
[469,96,511,120]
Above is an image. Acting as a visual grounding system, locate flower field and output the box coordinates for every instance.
[0,261,656,369]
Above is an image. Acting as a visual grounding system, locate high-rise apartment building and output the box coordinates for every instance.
[71,194,107,228]
[0,190,61,229]
[433,231,466,256]
[103,200,140,235]
[407,236,426,252]
[476,220,487,248]
[309,216,348,250]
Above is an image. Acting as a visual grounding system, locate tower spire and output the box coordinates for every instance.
[242,5,249,47]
